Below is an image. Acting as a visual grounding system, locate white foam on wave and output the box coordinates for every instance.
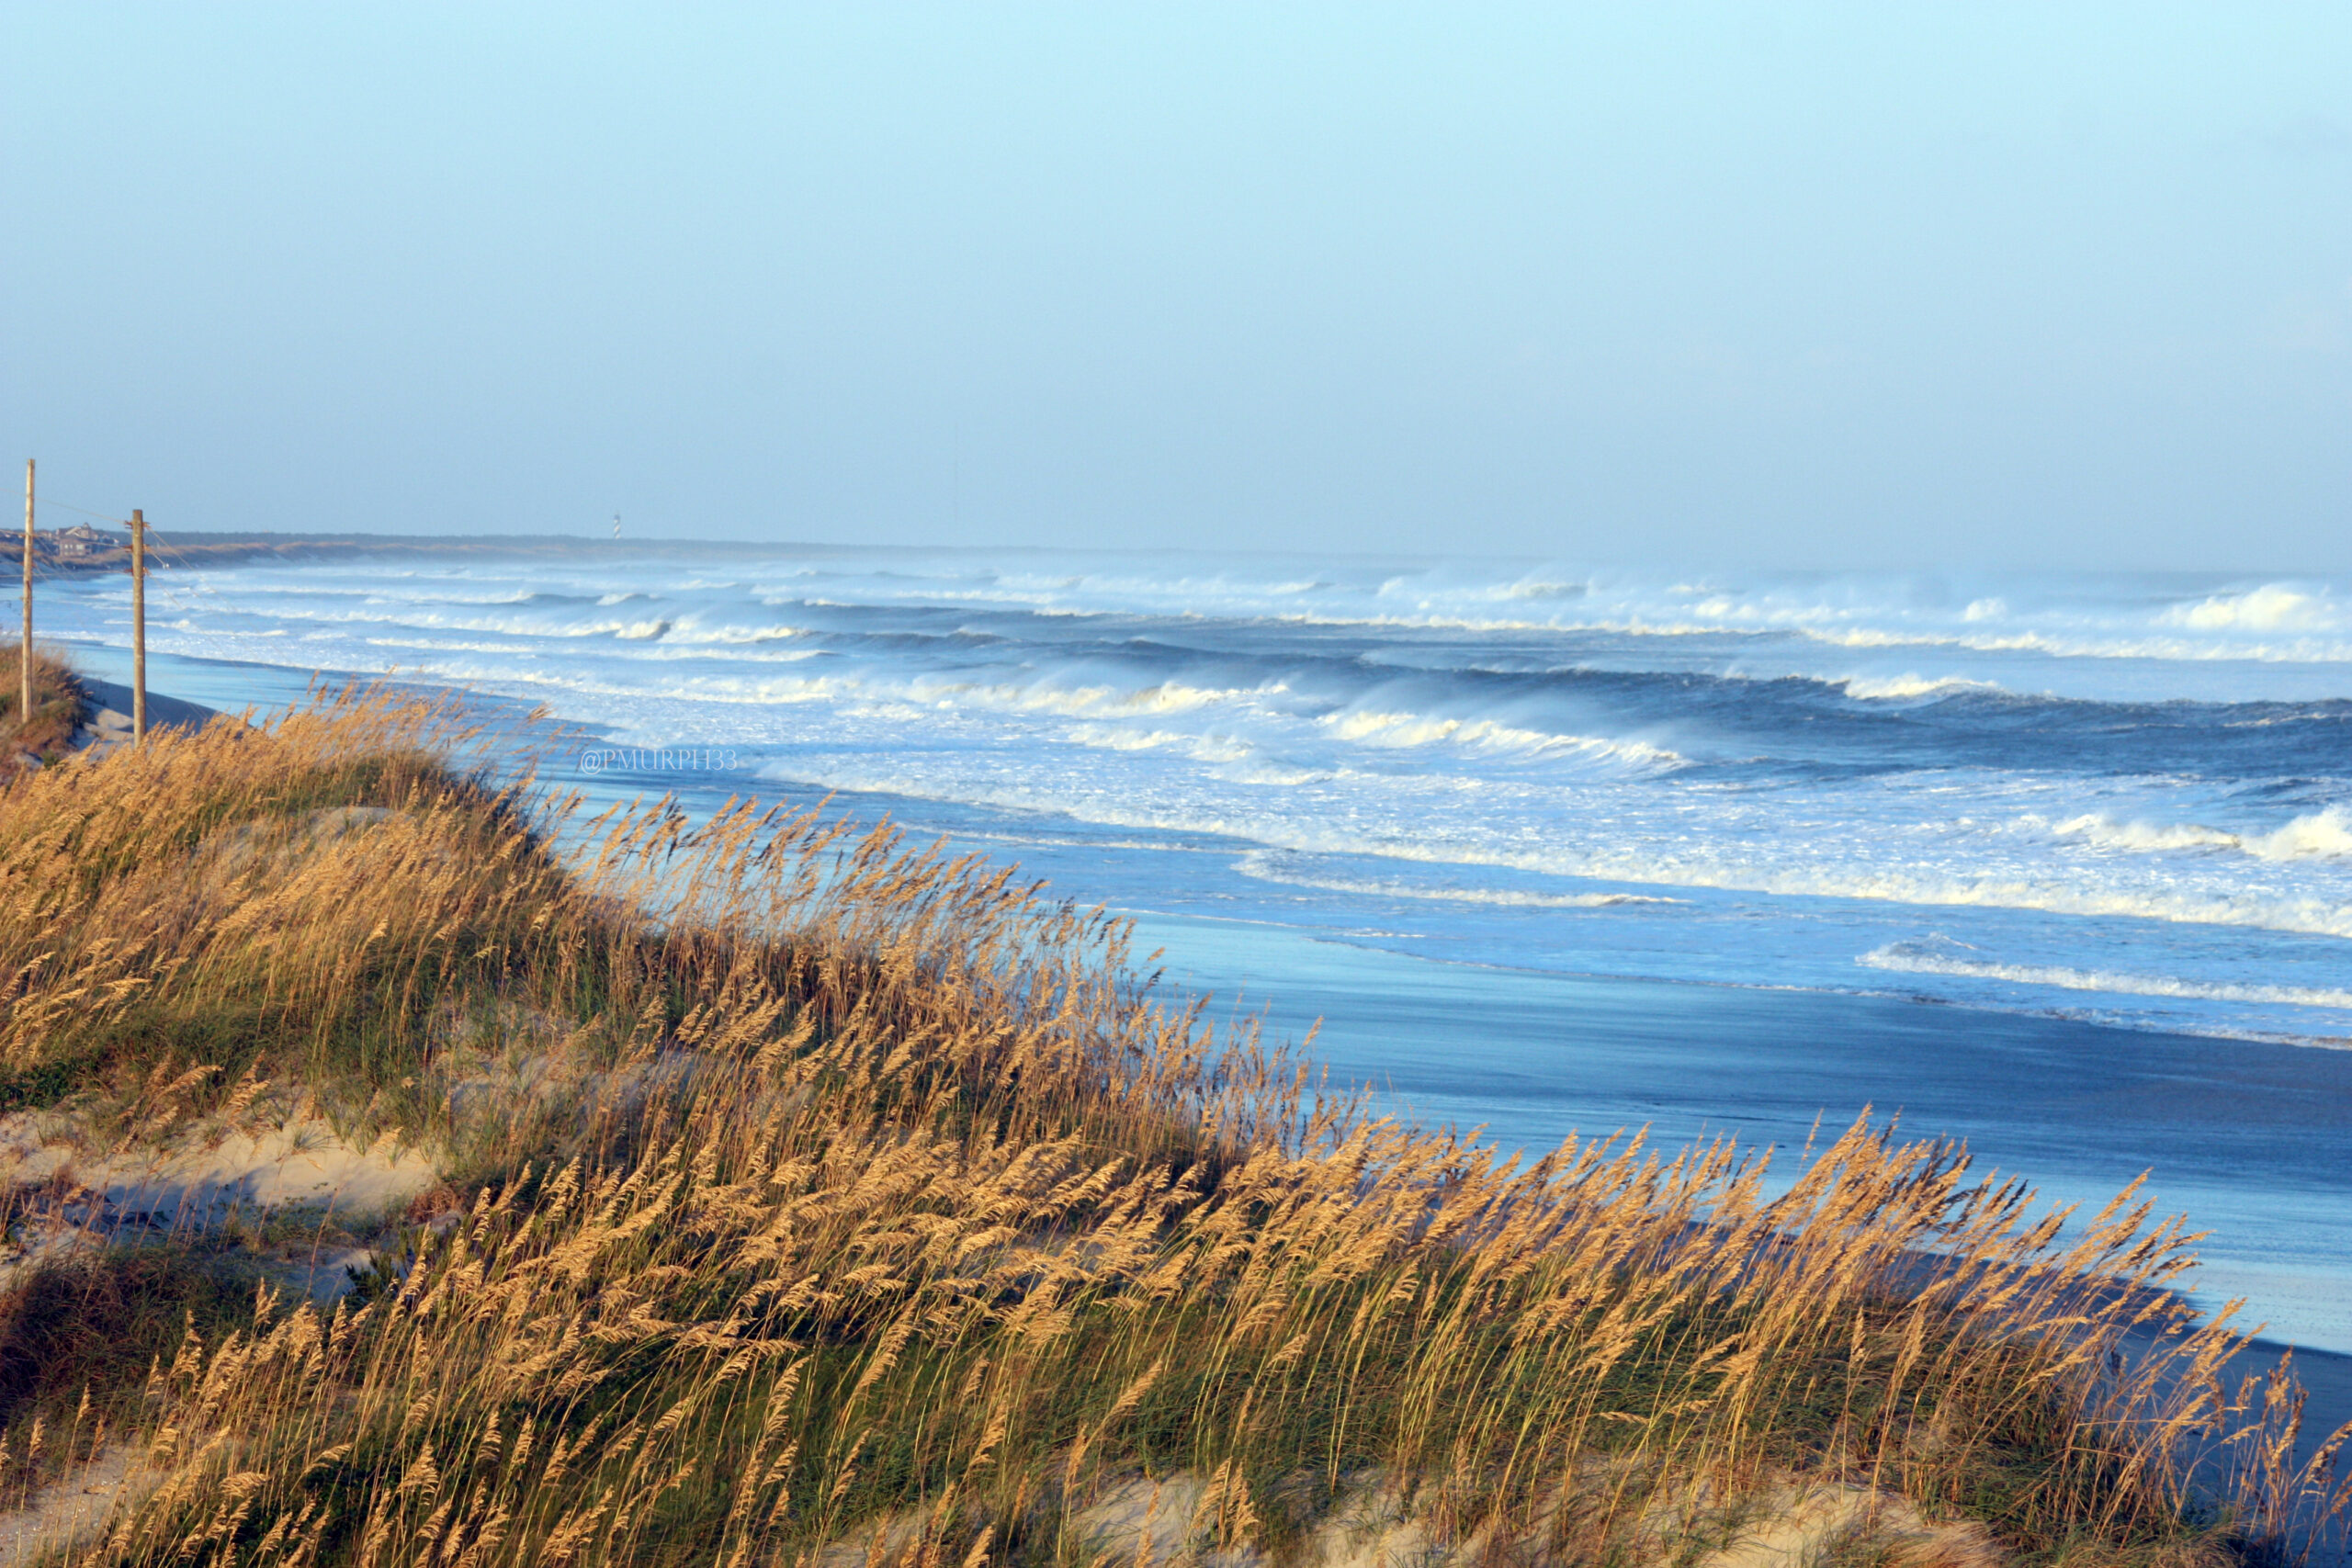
[744,751,2352,942]
[2046,815,2242,854]
[1144,605,2352,665]
[132,548,2352,633]
[1236,852,1681,908]
[2045,807,2352,862]
[656,620,804,646]
[1148,577,2352,669]
[778,672,1271,720]
[1066,725,1254,763]
[149,552,2352,680]
[178,621,285,637]
[920,676,1266,720]
[2245,808,2352,861]
[1215,762,1334,786]
[508,663,1282,728]
[2164,585,2340,633]
[1838,673,2005,700]
[1567,852,2352,940]
[364,637,560,656]
[219,602,686,643]
[703,628,804,645]
[628,644,822,664]
[1860,941,2352,1012]
[80,553,2352,956]
[1323,709,1683,767]
[357,631,816,663]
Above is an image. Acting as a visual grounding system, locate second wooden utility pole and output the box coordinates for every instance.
[130,510,147,742]
[18,460,30,728]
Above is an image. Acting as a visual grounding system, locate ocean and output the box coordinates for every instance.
[37,543,2352,1352]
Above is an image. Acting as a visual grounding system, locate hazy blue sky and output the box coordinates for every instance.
[5,4,2348,567]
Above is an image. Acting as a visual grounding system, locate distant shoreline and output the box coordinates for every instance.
[1,532,1085,572]
[3,533,663,575]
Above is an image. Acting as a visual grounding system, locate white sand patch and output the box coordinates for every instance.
[1057,1468,2001,1568]
[1073,1472,1216,1565]
[1687,1482,2000,1568]
[0,1114,437,1231]
[0,1444,164,1568]
[1297,1477,1440,1568]
[0,1111,440,1303]
[1070,1471,1436,1568]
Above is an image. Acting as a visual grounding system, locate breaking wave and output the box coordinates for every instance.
[1860,940,2352,1013]
[2045,807,2352,862]
[1235,852,1682,908]
[51,542,2352,1049]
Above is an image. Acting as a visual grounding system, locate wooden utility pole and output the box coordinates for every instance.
[130,510,147,742]
[18,460,30,727]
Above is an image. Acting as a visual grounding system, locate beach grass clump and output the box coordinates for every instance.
[1,647,86,773]
[0,689,2345,1567]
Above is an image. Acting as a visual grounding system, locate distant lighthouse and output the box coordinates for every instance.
[612,513,621,539]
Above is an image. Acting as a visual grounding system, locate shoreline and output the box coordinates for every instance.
[16,700,2329,1562]
[48,643,2352,1356]
[9,658,2342,1561]
[1,530,943,575]
[6,534,601,575]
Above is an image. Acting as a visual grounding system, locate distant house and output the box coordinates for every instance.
[50,523,113,558]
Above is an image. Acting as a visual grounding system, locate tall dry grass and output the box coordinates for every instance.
[0,688,2343,1568]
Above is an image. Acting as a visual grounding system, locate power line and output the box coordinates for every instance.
[10,501,211,569]
[15,498,332,584]
[19,497,203,561]
[31,495,134,525]
[5,507,198,583]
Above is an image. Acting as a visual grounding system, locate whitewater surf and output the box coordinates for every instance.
[40,541,2352,1349]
